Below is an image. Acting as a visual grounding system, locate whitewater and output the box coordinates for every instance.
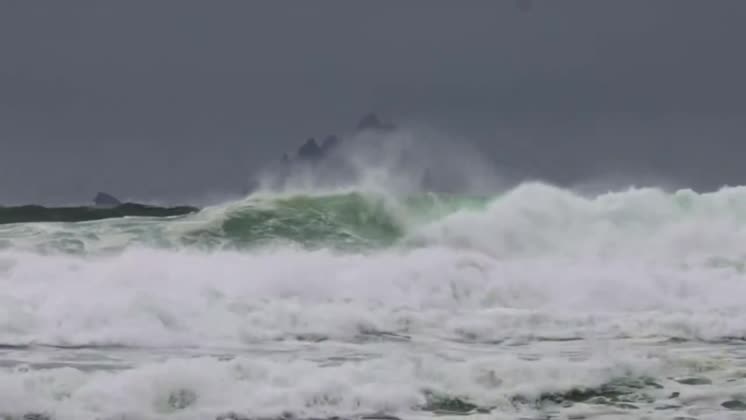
[2,182,746,419]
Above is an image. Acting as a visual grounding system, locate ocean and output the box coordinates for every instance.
[1,183,746,419]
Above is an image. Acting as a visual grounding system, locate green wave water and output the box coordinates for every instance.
[5,184,746,419]
[211,193,488,248]
[7,184,746,259]
[0,192,489,254]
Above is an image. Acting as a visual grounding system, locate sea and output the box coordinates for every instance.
[1,183,746,419]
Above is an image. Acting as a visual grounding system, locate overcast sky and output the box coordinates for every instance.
[2,1,745,204]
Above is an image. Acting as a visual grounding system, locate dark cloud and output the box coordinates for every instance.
[1,1,745,204]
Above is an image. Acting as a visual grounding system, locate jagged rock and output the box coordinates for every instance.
[297,138,323,160]
[356,113,395,132]
[93,192,121,207]
[357,113,382,130]
[321,135,340,153]
[275,112,409,190]
[282,113,394,165]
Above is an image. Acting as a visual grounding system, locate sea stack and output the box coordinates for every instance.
[356,113,396,132]
[93,192,122,207]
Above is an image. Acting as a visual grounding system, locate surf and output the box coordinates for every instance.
[3,183,746,419]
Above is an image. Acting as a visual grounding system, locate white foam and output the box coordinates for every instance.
[4,183,746,417]
[1,241,745,348]
[0,348,666,420]
[407,183,746,261]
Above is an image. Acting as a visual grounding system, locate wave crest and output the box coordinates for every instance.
[5,183,746,261]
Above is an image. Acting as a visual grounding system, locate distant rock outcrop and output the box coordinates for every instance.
[93,192,121,207]
[285,113,395,164]
[320,135,340,153]
[0,202,200,225]
[275,112,444,191]
[297,138,323,161]
[357,113,396,132]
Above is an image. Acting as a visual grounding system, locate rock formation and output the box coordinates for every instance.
[275,113,441,192]
[93,192,121,207]
[320,134,340,153]
[285,113,395,164]
[296,138,323,161]
[357,113,396,132]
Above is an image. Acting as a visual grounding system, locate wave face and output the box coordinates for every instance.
[0,192,486,253]
[2,183,746,419]
[5,183,746,259]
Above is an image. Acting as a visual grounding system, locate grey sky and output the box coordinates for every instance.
[1,1,745,204]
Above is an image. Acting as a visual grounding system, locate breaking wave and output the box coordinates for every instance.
[3,182,746,419]
[4,182,746,261]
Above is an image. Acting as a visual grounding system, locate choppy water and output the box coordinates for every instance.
[2,183,746,419]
